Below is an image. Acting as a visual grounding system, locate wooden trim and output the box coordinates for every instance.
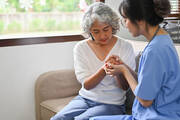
[168,14,180,19]
[100,0,105,2]
[165,17,180,20]
[0,34,85,47]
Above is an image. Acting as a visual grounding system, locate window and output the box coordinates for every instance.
[169,0,180,18]
[0,0,96,37]
[164,0,180,43]
[0,0,105,47]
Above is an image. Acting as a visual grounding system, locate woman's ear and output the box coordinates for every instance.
[137,20,146,32]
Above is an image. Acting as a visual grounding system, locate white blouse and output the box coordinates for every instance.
[73,36,136,105]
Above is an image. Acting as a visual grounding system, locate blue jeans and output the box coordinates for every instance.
[90,115,134,120]
[50,95,125,120]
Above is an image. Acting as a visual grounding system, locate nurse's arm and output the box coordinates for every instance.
[137,97,153,107]
[123,67,153,107]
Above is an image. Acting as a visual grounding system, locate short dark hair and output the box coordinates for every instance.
[119,0,171,26]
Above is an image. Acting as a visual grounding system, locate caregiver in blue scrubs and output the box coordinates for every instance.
[90,0,180,120]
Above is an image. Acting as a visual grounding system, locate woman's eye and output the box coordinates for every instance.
[94,32,99,34]
[104,29,109,32]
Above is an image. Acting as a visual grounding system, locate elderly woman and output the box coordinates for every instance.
[50,2,135,120]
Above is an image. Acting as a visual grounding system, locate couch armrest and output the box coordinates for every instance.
[35,69,81,120]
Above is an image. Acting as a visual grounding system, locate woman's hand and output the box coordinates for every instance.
[105,55,123,65]
[104,62,130,90]
[105,55,125,76]
[105,64,128,76]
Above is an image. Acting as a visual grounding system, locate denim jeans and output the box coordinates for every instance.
[50,95,125,120]
[90,115,134,120]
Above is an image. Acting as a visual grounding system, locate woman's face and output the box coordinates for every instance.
[90,20,113,45]
[123,17,140,37]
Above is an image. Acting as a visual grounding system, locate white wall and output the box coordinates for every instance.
[128,40,180,59]
[0,41,77,120]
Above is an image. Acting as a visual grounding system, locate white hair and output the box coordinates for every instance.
[81,2,120,35]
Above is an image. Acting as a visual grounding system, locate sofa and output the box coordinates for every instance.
[35,52,141,120]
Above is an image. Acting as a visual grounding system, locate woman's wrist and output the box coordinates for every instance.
[100,66,106,76]
[122,66,130,78]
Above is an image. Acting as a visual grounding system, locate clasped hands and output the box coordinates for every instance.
[104,55,126,76]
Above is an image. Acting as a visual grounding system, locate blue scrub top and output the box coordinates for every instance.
[133,35,180,120]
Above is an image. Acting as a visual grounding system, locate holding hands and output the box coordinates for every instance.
[104,55,127,76]
[104,55,129,90]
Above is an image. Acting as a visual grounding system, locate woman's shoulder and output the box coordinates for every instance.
[74,39,88,48]
[149,34,171,50]
[73,39,89,52]
[76,39,88,45]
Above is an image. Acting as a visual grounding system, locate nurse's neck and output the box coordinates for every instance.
[144,25,160,42]
[143,25,167,42]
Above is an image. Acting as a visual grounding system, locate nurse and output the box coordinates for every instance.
[90,0,180,120]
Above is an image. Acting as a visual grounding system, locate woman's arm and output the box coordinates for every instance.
[124,63,138,82]
[105,55,136,90]
[83,66,106,90]
[114,74,129,90]
[106,64,153,107]
[123,68,153,107]
[74,42,107,90]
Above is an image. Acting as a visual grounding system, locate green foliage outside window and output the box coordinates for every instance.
[0,0,93,34]
[0,0,93,13]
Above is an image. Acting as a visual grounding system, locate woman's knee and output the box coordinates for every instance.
[74,115,89,120]
[50,113,67,120]
[89,117,101,120]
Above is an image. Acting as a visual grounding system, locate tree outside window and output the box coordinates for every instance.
[0,0,95,36]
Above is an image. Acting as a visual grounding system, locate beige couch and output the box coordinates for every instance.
[35,53,140,120]
[35,69,138,120]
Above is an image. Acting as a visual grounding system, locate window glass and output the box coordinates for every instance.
[0,0,94,37]
[169,0,180,15]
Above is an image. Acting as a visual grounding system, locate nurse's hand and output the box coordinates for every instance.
[105,63,127,76]
[105,63,130,90]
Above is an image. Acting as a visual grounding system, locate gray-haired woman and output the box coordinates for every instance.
[51,2,136,120]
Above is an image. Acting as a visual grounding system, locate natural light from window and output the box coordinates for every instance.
[0,0,95,37]
[170,0,179,14]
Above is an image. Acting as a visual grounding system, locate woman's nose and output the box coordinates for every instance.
[100,32,106,39]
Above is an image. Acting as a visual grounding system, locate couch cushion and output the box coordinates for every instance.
[40,96,76,113]
[40,106,56,120]
[40,96,76,120]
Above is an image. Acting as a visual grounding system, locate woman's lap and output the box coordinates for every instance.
[51,95,125,120]
[90,115,133,120]
[50,95,88,120]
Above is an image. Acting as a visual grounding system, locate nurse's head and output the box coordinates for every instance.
[119,0,171,37]
[81,2,120,45]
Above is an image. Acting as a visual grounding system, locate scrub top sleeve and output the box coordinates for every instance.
[134,50,164,100]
